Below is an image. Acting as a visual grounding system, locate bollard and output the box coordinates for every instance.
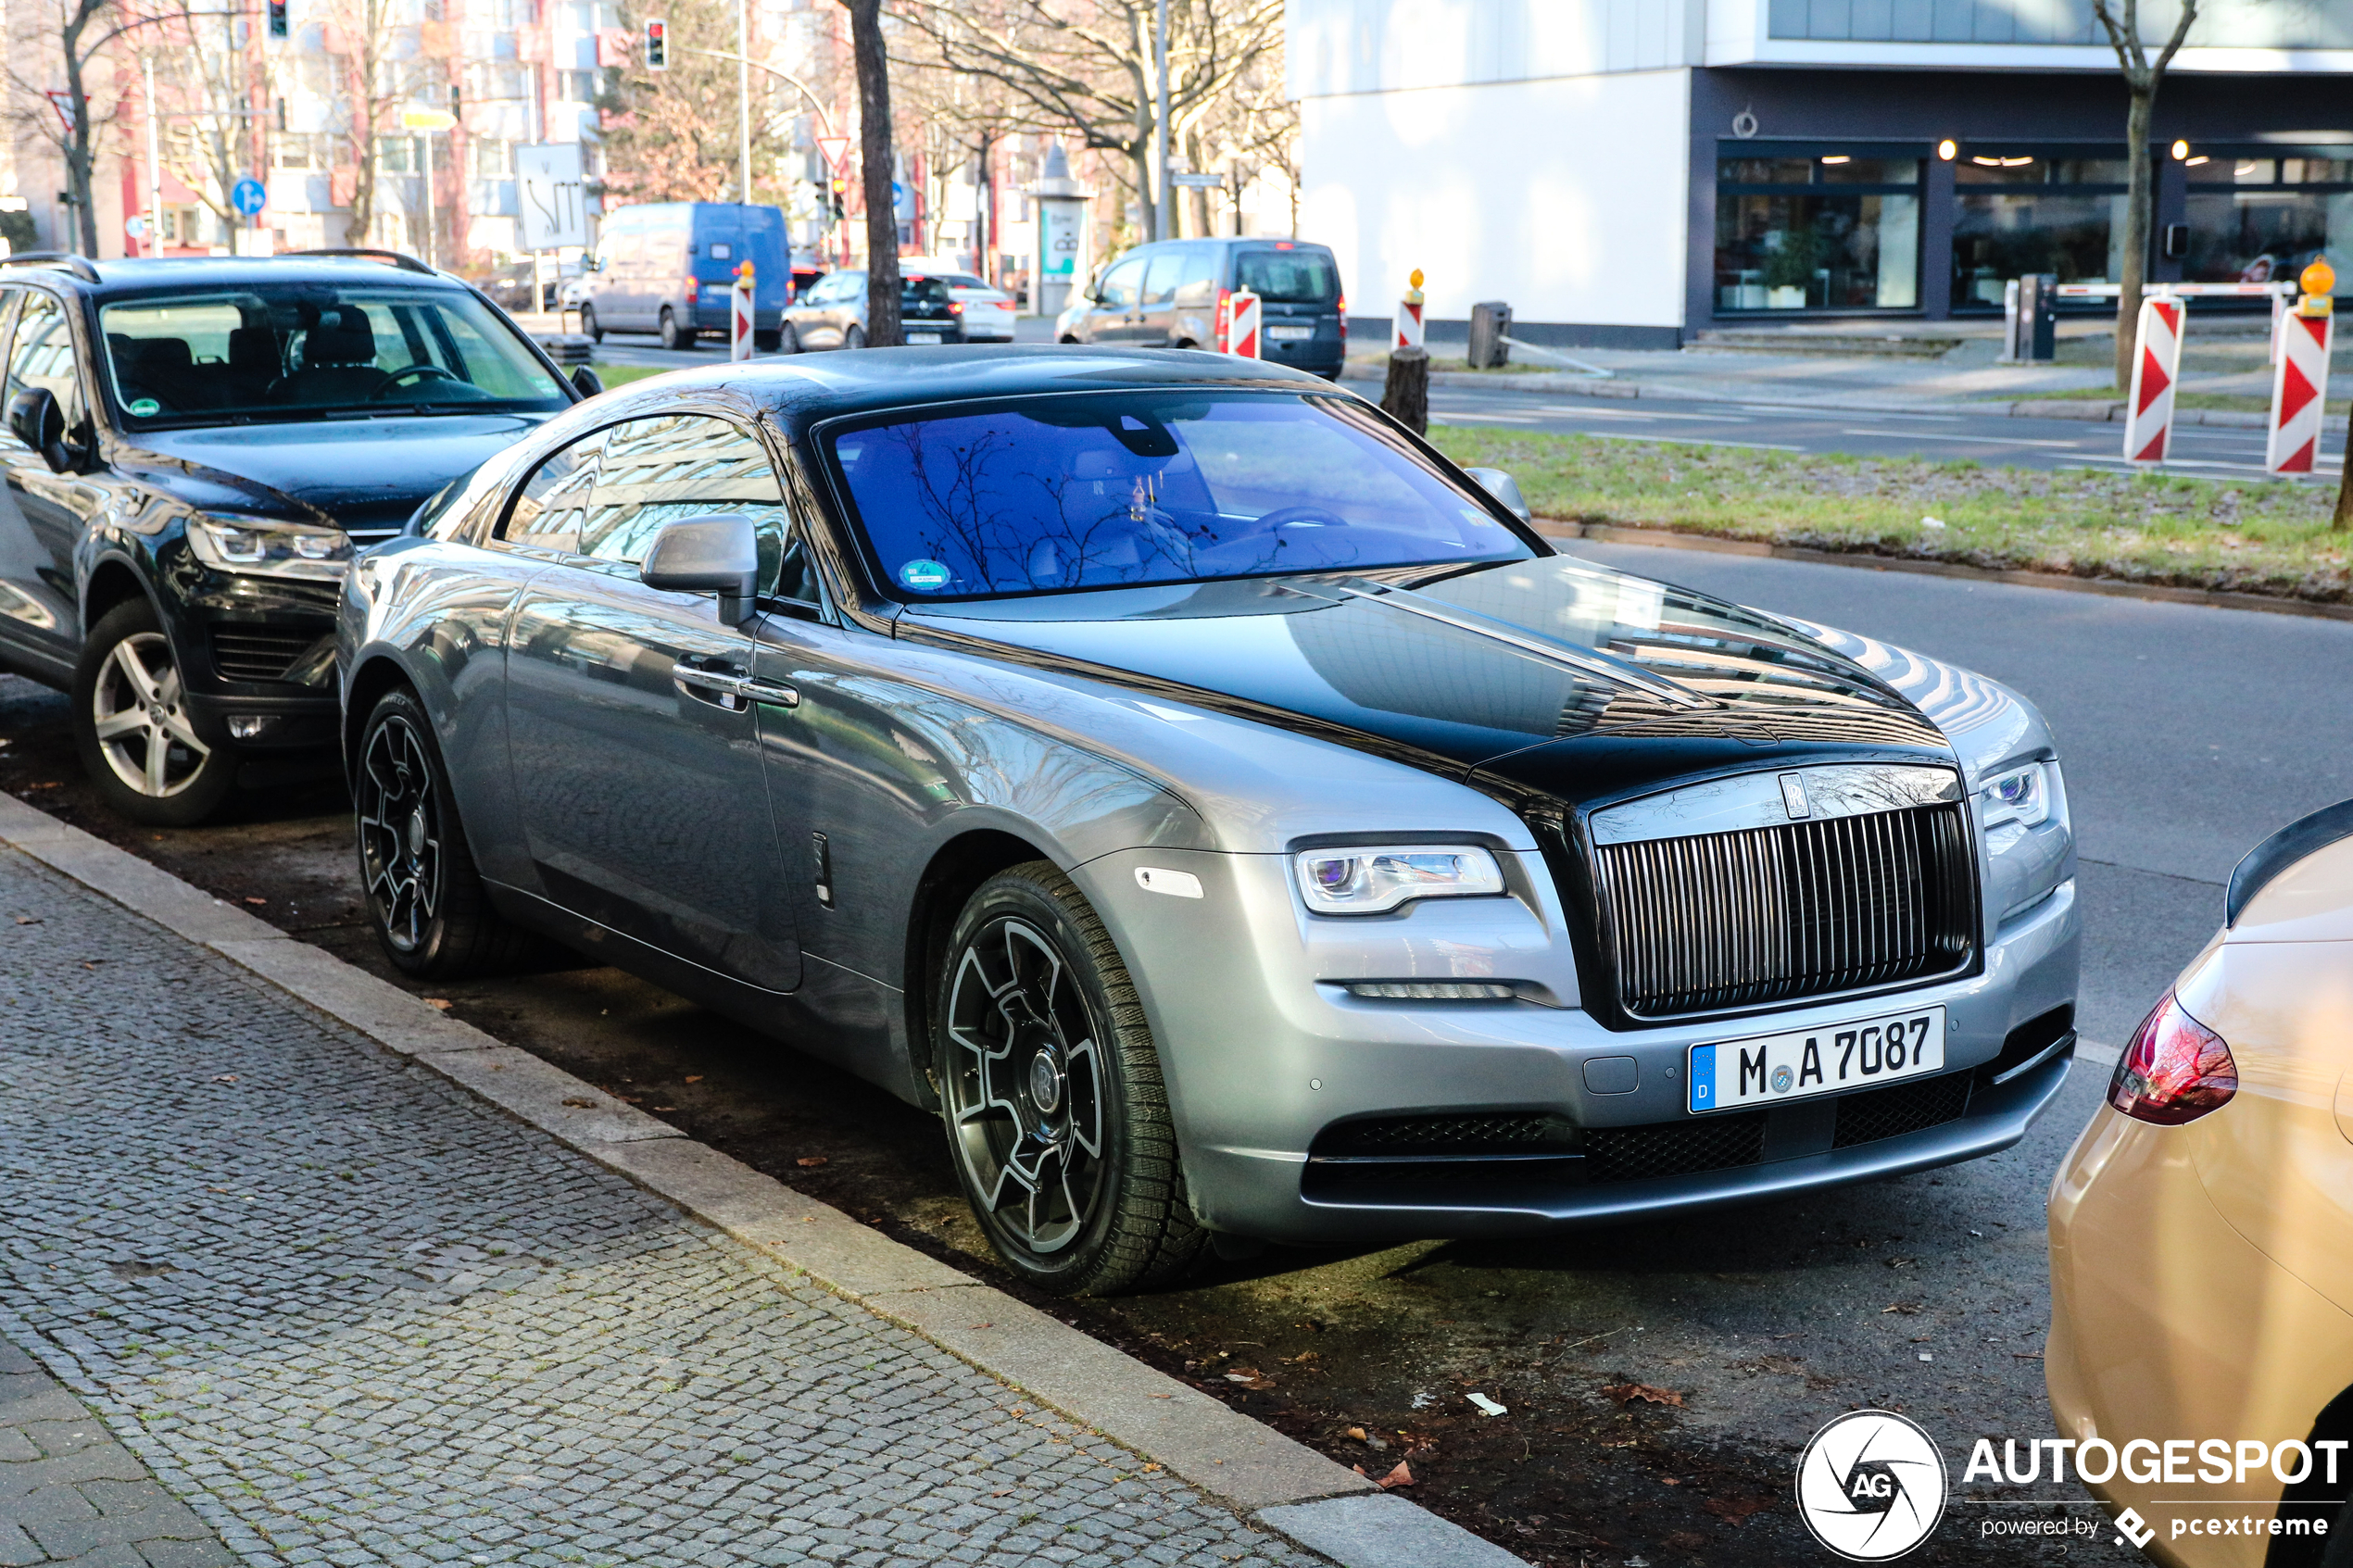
[1467,301,1512,370]
[1381,345,1428,435]
[2122,293,2183,464]
[1394,269,1426,351]
[2267,258,2334,475]
[731,259,755,362]
[1220,288,1263,358]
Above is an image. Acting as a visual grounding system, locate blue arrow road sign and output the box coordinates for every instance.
[231,178,267,218]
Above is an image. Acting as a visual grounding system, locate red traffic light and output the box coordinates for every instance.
[644,18,667,69]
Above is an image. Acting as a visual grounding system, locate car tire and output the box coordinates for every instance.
[1059,334,1080,344]
[658,307,685,352]
[845,324,866,351]
[934,859,1206,1296]
[777,322,801,355]
[71,597,239,827]
[354,686,537,979]
[580,303,602,343]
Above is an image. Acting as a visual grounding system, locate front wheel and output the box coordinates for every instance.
[844,323,866,351]
[71,597,239,826]
[579,303,603,343]
[776,322,801,355]
[658,307,685,352]
[355,687,536,978]
[934,861,1205,1295]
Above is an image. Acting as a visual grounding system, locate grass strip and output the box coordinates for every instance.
[1426,424,2350,605]
[588,362,669,390]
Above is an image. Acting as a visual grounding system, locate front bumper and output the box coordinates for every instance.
[164,558,342,752]
[1079,846,2082,1243]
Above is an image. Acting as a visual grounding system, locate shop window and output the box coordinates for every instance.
[1716,149,1922,312]
[2182,148,2353,287]
[1949,147,2129,308]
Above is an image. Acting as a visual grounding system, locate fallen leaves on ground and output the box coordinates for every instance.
[241,896,267,906]
[1881,1302,1920,1314]
[1222,1368,1274,1388]
[560,1097,597,1108]
[1601,1383,1684,1407]
[210,1074,238,1085]
[683,1074,703,1084]
[1702,1494,1773,1525]
[422,997,452,1010]
[795,1155,828,1168]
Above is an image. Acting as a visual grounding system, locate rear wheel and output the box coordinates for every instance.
[658,307,685,351]
[845,323,866,351]
[579,303,602,343]
[934,861,1205,1296]
[71,597,239,826]
[355,687,535,978]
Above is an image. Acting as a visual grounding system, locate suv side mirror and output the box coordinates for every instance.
[1464,466,1532,524]
[639,512,759,623]
[6,387,70,474]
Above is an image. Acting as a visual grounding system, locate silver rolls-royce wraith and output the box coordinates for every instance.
[336,346,2081,1294]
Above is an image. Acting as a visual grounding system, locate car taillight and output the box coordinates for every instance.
[1214,286,1232,352]
[949,300,963,314]
[1337,293,1347,343]
[2108,989,2236,1124]
[684,276,698,303]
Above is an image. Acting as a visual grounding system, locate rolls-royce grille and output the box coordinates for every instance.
[211,628,321,683]
[1593,802,1977,1020]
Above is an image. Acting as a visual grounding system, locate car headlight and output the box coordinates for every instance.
[186,514,353,581]
[1979,761,2055,830]
[1294,845,1505,915]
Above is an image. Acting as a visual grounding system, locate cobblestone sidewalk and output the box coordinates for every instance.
[0,846,1324,1568]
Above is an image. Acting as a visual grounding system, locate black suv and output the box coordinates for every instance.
[0,249,592,823]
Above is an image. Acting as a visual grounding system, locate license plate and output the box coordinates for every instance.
[1266,324,1315,340]
[905,332,941,345]
[1688,1007,1945,1113]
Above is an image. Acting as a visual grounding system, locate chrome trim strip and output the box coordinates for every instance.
[1590,763,1964,847]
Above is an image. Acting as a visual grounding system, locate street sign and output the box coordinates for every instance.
[401,107,457,132]
[1170,172,1223,189]
[231,177,267,218]
[44,91,76,134]
[516,143,587,251]
[814,134,849,169]
[124,214,147,239]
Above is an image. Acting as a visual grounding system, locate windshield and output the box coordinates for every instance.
[829,392,1530,600]
[98,283,570,424]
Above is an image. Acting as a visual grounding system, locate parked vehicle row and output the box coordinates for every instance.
[1057,236,1348,379]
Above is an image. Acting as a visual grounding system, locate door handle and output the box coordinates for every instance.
[673,667,799,709]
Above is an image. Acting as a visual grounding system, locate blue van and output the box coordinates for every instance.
[580,202,790,350]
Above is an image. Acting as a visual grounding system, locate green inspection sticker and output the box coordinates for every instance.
[899,558,951,590]
[129,398,160,417]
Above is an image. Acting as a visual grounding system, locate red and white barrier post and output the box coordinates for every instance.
[1220,288,1262,358]
[731,258,755,362]
[1394,268,1426,351]
[2267,259,2335,474]
[2122,292,2184,464]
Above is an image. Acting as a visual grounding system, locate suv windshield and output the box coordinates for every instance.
[829,391,1529,600]
[98,283,569,424]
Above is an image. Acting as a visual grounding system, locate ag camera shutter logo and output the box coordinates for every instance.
[1795,1410,1948,1561]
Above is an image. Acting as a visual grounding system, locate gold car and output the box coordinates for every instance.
[2048,801,2353,1567]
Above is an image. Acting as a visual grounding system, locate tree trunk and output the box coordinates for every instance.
[1381,346,1428,436]
[61,14,99,256]
[2334,400,2353,531]
[2113,84,2154,391]
[844,0,900,345]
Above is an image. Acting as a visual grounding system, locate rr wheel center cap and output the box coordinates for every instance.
[1027,1048,1064,1115]
[407,808,427,858]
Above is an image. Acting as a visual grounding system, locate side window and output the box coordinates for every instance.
[1141,247,1186,307]
[7,292,84,428]
[1095,255,1146,309]
[1173,246,1220,307]
[0,292,24,393]
[579,414,802,597]
[499,427,608,555]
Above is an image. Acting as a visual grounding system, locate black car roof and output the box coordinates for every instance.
[2,254,476,299]
[594,345,1341,434]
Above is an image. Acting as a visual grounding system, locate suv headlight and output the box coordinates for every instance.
[1979,761,2056,830]
[1294,845,1505,915]
[186,514,353,581]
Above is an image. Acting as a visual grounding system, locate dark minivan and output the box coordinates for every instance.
[1058,238,1344,377]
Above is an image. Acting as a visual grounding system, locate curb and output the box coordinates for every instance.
[0,790,1528,1568]
[1339,364,2353,437]
[1538,520,2353,624]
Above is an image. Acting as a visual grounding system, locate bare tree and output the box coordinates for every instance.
[843,0,900,345]
[6,0,150,254]
[900,0,1282,250]
[148,0,259,241]
[321,0,417,246]
[2091,0,2198,391]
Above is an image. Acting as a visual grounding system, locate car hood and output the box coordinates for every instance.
[905,554,1961,814]
[114,413,550,534]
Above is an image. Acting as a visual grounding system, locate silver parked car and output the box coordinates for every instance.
[337,346,2081,1295]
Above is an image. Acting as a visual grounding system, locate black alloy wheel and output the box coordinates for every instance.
[580,303,602,343]
[658,307,685,352]
[70,597,238,826]
[355,687,534,978]
[935,861,1205,1295]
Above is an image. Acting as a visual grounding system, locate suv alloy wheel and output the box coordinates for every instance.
[71,598,238,825]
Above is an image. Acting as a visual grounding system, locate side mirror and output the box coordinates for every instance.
[6,387,69,473]
[569,365,604,397]
[1464,466,1532,524]
[581,254,601,272]
[639,512,759,623]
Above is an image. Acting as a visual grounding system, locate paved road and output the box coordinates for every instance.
[585,328,2344,479]
[0,847,1325,1568]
